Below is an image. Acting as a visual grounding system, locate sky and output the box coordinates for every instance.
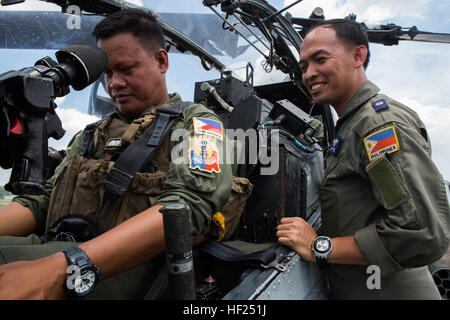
[1,0,450,187]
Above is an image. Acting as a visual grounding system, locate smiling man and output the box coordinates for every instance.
[277,19,449,299]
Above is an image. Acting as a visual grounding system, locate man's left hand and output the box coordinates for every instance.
[277,217,317,262]
[0,253,67,300]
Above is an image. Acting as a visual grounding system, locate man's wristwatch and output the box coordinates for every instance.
[311,236,333,267]
[62,246,101,297]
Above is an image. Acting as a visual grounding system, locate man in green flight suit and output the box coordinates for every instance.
[277,19,449,299]
[0,8,232,299]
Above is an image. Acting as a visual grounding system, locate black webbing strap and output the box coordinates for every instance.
[79,119,103,158]
[197,240,278,267]
[96,101,192,219]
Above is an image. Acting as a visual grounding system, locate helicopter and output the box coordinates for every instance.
[0,0,449,301]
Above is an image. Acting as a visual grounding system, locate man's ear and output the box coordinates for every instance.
[353,45,368,69]
[154,48,169,73]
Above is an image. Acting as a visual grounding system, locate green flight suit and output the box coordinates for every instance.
[0,93,233,299]
[321,81,450,299]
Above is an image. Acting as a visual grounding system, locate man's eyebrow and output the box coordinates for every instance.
[299,49,331,65]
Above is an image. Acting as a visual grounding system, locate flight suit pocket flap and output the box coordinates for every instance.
[366,156,409,209]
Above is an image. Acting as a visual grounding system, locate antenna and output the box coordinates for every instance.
[263,0,303,22]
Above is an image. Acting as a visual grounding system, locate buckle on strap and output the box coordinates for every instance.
[103,166,134,197]
[96,164,135,219]
[96,191,119,220]
[260,251,296,272]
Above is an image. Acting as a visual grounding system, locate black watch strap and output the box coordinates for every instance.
[316,255,328,267]
[62,246,100,296]
[62,246,95,269]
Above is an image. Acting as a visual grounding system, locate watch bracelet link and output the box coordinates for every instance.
[63,246,94,268]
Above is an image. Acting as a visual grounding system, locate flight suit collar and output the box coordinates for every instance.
[336,81,380,130]
[113,92,182,124]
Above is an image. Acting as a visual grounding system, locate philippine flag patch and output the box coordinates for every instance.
[193,117,223,140]
[363,126,400,162]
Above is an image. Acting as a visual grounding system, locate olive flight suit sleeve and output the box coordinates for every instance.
[12,131,84,235]
[154,104,233,236]
[354,118,450,276]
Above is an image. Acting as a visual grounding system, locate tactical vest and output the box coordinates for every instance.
[45,107,173,234]
[44,103,253,241]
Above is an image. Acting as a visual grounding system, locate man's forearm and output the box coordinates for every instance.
[78,204,165,279]
[328,236,369,265]
[0,202,37,236]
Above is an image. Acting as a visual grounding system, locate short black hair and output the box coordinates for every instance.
[305,19,370,69]
[92,8,165,52]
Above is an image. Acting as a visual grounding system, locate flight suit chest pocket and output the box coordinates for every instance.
[323,136,349,180]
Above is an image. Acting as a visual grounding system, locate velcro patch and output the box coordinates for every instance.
[366,156,409,209]
[372,99,389,112]
[189,135,221,173]
[193,117,223,140]
[363,126,400,162]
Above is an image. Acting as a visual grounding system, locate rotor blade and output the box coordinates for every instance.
[365,24,450,45]
[397,31,450,44]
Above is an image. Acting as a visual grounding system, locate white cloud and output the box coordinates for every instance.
[397,97,450,179]
[49,107,99,150]
[126,0,144,7]
[0,0,59,11]
[284,0,431,23]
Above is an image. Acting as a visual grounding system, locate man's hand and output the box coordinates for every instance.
[0,253,67,300]
[276,217,317,262]
[277,217,370,265]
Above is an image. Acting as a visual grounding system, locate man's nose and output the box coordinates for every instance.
[302,65,318,84]
[108,73,126,90]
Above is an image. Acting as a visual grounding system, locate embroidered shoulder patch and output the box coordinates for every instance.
[193,117,223,140]
[363,126,400,162]
[372,99,389,112]
[189,135,221,173]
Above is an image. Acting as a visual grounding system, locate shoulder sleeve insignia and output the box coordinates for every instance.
[372,99,389,112]
[363,126,400,162]
[189,134,221,173]
[193,117,223,140]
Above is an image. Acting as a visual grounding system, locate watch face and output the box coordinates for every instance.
[315,238,331,253]
[74,269,97,295]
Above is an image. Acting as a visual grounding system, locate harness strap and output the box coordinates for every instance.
[96,101,192,219]
[79,119,103,158]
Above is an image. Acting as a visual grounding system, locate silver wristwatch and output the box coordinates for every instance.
[311,236,333,267]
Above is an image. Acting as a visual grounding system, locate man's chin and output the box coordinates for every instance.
[118,103,149,118]
[311,95,327,105]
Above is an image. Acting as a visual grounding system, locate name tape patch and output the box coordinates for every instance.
[193,117,223,140]
[363,126,400,162]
